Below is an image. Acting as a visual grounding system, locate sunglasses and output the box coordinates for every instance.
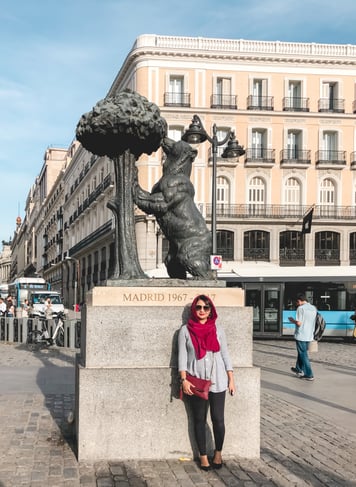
[195,305,210,311]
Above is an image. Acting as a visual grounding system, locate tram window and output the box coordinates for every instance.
[284,282,352,311]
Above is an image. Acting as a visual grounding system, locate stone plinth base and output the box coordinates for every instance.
[75,285,260,461]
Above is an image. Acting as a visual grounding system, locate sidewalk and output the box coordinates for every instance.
[0,340,355,486]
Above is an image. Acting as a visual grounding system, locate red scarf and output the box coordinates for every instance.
[187,296,220,359]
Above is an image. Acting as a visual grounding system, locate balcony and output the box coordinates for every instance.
[244,148,275,166]
[210,94,237,109]
[247,95,274,111]
[350,152,356,168]
[283,97,309,112]
[205,204,356,221]
[318,98,345,113]
[280,149,311,167]
[315,150,346,168]
[163,92,190,107]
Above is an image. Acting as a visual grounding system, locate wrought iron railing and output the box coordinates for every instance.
[163,92,191,107]
[315,150,346,166]
[205,204,356,220]
[318,98,345,113]
[282,97,310,112]
[247,95,274,111]
[244,248,270,261]
[315,249,340,265]
[210,94,237,109]
[350,152,356,167]
[244,148,275,164]
[280,149,311,165]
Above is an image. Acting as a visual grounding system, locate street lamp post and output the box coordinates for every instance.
[182,115,245,255]
[65,256,80,310]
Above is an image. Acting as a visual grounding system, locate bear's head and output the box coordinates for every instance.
[161,137,198,177]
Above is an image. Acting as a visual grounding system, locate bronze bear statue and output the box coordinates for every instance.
[133,137,214,279]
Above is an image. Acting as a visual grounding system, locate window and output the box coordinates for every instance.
[253,79,267,103]
[279,231,305,265]
[216,177,230,216]
[244,230,270,261]
[323,131,338,159]
[251,129,267,158]
[320,82,340,111]
[168,126,184,141]
[165,75,186,106]
[217,230,234,260]
[216,128,229,156]
[212,77,235,108]
[248,177,265,204]
[216,77,231,98]
[319,82,344,112]
[248,78,273,110]
[350,232,356,264]
[217,177,230,205]
[319,178,335,206]
[287,130,302,159]
[315,231,340,265]
[287,81,301,109]
[284,177,301,205]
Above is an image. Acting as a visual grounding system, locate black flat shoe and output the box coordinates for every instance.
[200,464,211,471]
[212,462,223,469]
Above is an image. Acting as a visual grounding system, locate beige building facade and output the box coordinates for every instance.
[10,34,356,334]
[108,35,356,272]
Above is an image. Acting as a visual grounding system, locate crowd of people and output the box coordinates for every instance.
[0,295,15,317]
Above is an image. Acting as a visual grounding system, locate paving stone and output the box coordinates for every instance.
[1,341,356,486]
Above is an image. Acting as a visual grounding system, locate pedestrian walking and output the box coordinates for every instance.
[288,292,316,381]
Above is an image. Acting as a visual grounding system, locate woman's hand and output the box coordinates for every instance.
[227,371,236,396]
[181,378,194,395]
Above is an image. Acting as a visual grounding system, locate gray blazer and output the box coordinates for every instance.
[178,324,233,393]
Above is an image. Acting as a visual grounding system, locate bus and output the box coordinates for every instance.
[0,284,8,300]
[222,264,356,339]
[8,277,50,309]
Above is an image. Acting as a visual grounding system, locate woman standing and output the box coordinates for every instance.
[178,294,235,471]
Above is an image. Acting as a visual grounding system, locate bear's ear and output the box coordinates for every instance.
[191,148,198,160]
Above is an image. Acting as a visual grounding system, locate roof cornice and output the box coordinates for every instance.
[108,34,356,95]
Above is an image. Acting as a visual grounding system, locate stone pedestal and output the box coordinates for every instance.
[75,283,260,461]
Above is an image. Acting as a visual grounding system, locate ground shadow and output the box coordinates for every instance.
[17,342,78,456]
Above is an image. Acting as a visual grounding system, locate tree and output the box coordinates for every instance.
[76,90,167,279]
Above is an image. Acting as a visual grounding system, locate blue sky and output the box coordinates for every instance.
[1,0,356,245]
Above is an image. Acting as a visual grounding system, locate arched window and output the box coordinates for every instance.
[279,231,305,266]
[248,177,265,204]
[248,177,266,217]
[350,232,356,264]
[315,231,340,265]
[319,178,336,217]
[284,177,301,205]
[216,176,230,216]
[217,230,234,260]
[244,230,270,261]
[320,178,335,205]
[217,177,230,204]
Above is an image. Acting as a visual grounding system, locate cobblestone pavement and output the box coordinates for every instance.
[0,340,355,486]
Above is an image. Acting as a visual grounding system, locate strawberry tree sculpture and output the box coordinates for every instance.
[76,90,167,279]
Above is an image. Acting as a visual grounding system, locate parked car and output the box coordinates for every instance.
[28,291,65,319]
